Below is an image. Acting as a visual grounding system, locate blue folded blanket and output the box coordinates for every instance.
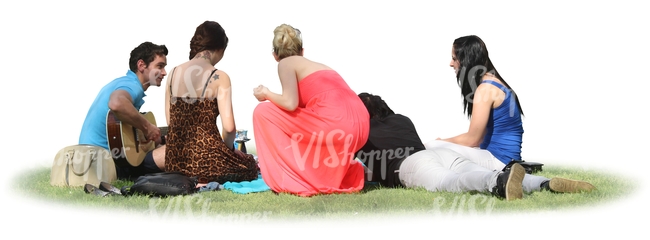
[221,158,364,194]
[223,173,270,194]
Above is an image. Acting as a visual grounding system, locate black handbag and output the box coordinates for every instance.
[502,160,544,174]
[121,172,198,197]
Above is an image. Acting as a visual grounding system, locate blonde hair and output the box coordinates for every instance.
[272,24,302,60]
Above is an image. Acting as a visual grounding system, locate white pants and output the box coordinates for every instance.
[424,140,547,193]
[398,148,500,193]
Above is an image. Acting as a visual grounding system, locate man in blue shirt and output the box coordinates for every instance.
[79,41,168,180]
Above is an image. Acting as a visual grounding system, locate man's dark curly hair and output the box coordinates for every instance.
[128,41,168,72]
[358,92,394,119]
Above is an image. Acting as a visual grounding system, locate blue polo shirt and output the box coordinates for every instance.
[79,70,146,150]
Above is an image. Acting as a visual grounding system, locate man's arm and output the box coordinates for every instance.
[108,89,160,143]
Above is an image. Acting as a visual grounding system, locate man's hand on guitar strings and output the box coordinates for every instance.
[145,122,162,145]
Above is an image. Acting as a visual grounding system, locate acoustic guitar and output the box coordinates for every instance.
[106,111,168,168]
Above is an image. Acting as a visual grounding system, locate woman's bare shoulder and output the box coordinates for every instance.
[212,69,230,79]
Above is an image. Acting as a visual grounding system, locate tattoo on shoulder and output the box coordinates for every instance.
[212,74,219,80]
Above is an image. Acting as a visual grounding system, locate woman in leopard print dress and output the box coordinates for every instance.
[164,21,258,184]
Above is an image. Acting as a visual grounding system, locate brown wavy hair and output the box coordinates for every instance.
[189,21,229,60]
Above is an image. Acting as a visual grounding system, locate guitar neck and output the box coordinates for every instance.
[159,126,168,136]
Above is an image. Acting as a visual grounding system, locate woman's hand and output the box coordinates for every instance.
[253,85,268,102]
[233,149,249,159]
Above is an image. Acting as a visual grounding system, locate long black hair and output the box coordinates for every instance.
[453,35,524,117]
[358,92,394,119]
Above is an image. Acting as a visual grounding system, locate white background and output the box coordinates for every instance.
[1,0,647,238]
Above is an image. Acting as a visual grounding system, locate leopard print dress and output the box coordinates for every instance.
[165,71,258,184]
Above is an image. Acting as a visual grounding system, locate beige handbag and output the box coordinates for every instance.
[50,144,117,187]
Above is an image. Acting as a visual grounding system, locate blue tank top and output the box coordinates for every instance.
[479,80,524,165]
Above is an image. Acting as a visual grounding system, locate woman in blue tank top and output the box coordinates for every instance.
[435,35,524,167]
[425,35,594,194]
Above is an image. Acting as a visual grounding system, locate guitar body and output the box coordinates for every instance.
[106,111,157,168]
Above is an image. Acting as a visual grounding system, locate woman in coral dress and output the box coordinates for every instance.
[252,24,369,197]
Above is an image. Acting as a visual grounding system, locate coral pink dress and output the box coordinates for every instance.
[253,70,369,197]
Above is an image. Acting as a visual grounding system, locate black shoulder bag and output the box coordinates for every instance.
[121,172,198,197]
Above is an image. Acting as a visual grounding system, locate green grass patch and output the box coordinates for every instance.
[13,165,636,221]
